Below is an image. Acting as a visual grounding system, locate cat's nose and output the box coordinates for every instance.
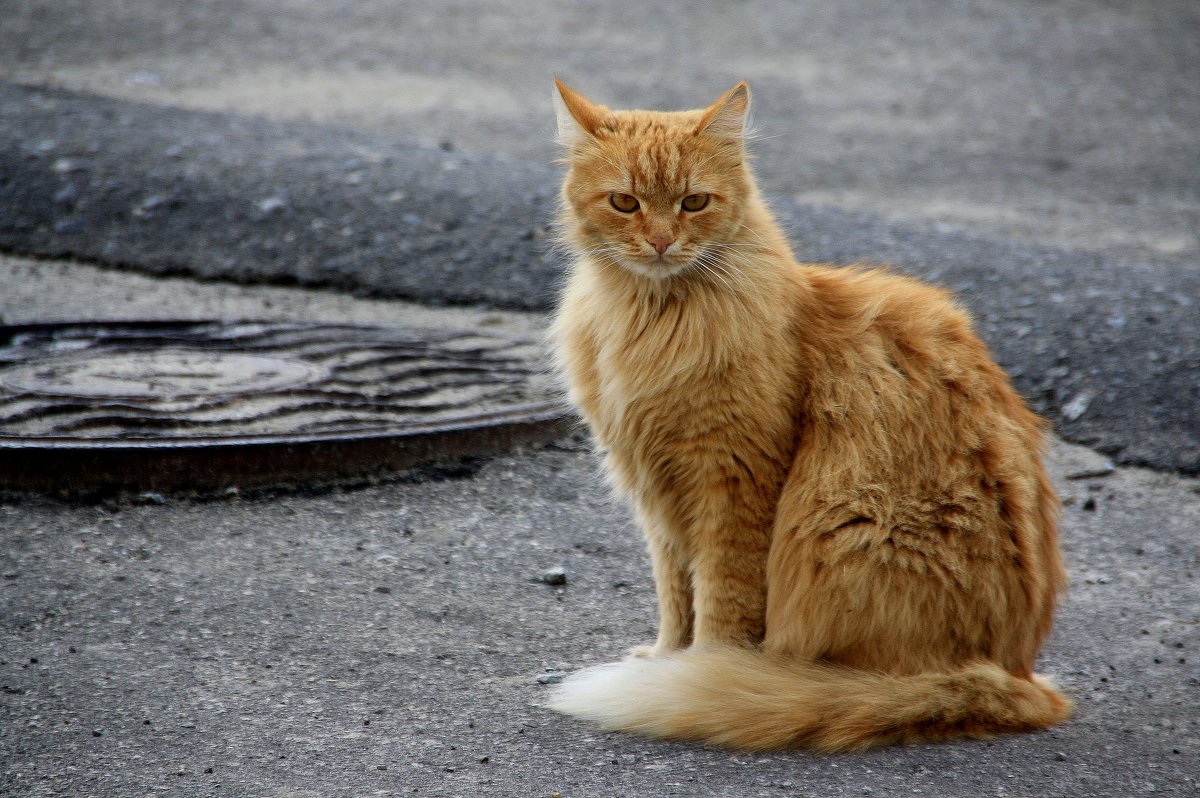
[647,235,673,255]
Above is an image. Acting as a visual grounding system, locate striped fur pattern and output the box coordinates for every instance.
[549,80,1070,751]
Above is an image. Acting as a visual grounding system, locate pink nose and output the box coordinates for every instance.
[648,236,673,255]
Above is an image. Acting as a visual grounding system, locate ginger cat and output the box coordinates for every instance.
[548,80,1071,751]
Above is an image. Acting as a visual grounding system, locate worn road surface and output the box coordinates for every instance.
[2,1,1197,472]
[1,1,1198,796]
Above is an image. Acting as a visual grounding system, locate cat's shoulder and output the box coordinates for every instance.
[794,261,980,343]
[798,261,952,301]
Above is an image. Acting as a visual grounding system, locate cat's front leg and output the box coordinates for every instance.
[689,494,771,649]
[631,511,693,657]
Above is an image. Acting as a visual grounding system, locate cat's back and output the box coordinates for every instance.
[788,261,1049,496]
[799,263,980,357]
[795,263,1018,409]
[779,262,1063,672]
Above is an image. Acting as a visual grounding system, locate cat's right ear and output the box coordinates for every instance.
[698,81,752,141]
[554,79,605,146]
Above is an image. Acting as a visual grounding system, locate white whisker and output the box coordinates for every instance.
[690,247,757,294]
[692,257,736,293]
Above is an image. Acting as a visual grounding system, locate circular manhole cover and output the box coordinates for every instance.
[0,321,569,494]
[1,350,322,399]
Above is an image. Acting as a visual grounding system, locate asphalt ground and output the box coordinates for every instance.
[3,1,1197,258]
[1,82,1197,473]
[0,396,1197,797]
[1,1,1199,795]
[1,257,1198,798]
[0,257,1198,797]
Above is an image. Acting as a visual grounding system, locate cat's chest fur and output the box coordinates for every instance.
[556,266,801,503]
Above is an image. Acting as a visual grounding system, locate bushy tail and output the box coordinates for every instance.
[548,648,1071,751]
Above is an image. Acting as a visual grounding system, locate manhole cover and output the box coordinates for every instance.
[2,351,321,400]
[0,321,570,494]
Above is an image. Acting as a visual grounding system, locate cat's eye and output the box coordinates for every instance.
[609,193,640,213]
[681,193,710,212]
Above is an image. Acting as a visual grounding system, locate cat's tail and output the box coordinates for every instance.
[547,648,1071,751]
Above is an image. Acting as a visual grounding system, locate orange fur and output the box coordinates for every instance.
[549,81,1070,751]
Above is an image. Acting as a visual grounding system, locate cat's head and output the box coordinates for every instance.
[554,81,755,281]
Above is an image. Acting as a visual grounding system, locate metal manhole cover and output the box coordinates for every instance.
[1,351,321,399]
[0,321,570,494]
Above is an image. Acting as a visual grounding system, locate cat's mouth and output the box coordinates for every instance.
[617,250,695,280]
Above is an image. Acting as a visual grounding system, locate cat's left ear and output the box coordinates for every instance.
[697,81,751,140]
[554,79,606,146]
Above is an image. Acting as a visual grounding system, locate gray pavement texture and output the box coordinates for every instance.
[2,2,1199,473]
[2,88,1198,475]
[3,0,1197,258]
[1,441,1198,798]
[1,0,1200,796]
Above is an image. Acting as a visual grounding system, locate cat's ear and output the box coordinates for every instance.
[697,81,751,140]
[554,79,606,146]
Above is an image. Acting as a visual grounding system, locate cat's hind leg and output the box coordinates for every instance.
[763,513,1030,676]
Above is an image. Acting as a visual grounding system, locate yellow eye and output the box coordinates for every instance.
[681,193,710,212]
[609,193,640,213]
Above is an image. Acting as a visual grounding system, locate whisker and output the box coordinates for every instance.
[703,243,771,255]
[692,258,736,293]
[735,222,772,245]
[707,251,757,289]
[586,248,626,276]
[691,250,753,293]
